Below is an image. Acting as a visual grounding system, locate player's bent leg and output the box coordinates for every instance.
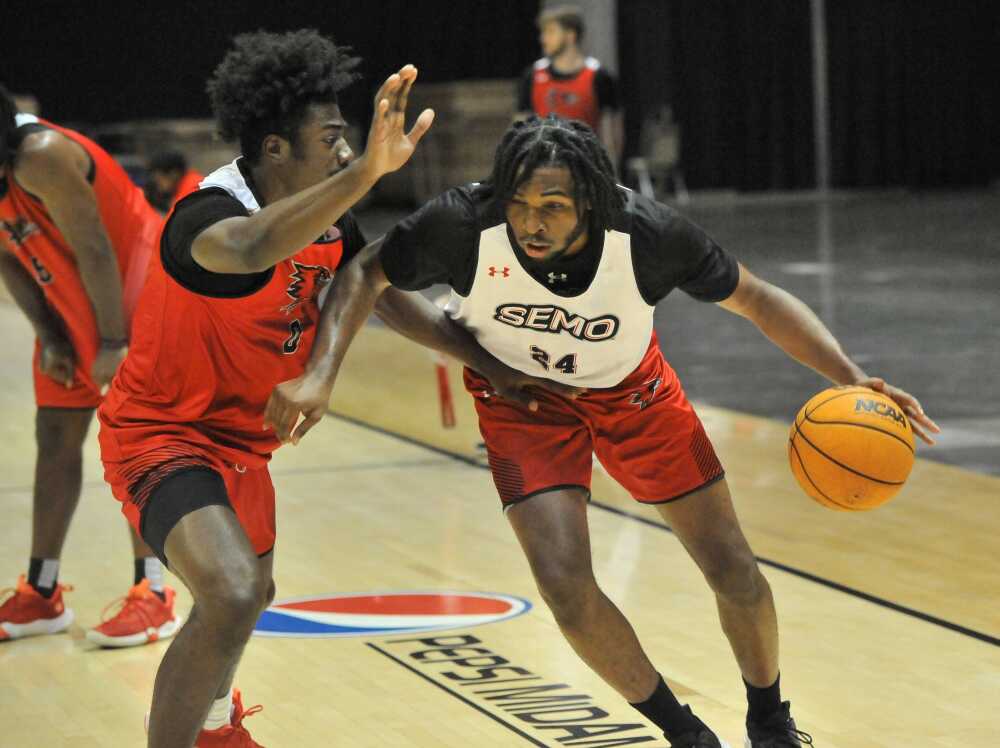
[656,479,810,745]
[31,407,94,558]
[654,478,777,687]
[507,487,659,701]
[146,502,270,748]
[508,487,729,747]
[0,408,93,642]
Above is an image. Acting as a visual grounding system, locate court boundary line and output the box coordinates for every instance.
[366,642,549,747]
[330,409,1000,649]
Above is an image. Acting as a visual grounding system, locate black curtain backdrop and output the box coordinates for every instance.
[620,0,999,190]
[827,0,999,188]
[4,0,540,127]
[664,0,815,191]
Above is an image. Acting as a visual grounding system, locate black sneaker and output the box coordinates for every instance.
[665,706,732,748]
[745,701,813,747]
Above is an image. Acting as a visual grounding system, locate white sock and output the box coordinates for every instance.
[37,559,60,590]
[203,689,234,731]
[143,557,165,594]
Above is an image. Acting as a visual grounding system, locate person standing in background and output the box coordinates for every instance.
[517,4,624,170]
[144,150,203,215]
[0,84,181,649]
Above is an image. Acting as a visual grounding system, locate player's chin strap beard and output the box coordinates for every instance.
[546,212,589,263]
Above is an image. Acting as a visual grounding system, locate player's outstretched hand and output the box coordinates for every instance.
[362,64,434,178]
[39,335,76,389]
[857,376,940,445]
[264,372,333,446]
[479,360,586,412]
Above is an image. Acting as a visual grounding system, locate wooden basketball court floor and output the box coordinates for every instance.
[1,303,998,746]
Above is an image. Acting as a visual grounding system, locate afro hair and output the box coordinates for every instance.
[207,29,361,162]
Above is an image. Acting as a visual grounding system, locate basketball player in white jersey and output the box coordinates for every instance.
[268,116,939,748]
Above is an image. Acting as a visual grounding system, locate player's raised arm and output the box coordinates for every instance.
[192,65,434,276]
[717,262,940,444]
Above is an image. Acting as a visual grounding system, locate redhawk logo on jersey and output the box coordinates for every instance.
[488,266,510,278]
[1,217,40,248]
[281,261,332,315]
[494,304,619,341]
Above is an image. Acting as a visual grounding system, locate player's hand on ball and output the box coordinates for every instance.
[91,341,127,392]
[362,64,434,177]
[39,335,76,388]
[855,376,940,445]
[481,361,586,412]
[264,372,332,445]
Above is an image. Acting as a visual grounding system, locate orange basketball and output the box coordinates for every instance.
[788,386,915,511]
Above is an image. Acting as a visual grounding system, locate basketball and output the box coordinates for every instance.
[788,386,915,511]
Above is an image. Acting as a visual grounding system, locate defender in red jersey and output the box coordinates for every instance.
[281,117,940,748]
[97,30,433,748]
[516,4,623,168]
[0,86,180,649]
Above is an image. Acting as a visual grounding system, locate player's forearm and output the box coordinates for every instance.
[0,253,66,341]
[305,244,387,387]
[204,157,381,274]
[374,288,494,373]
[73,236,127,340]
[749,283,867,385]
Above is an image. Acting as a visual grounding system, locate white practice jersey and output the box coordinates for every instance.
[444,223,654,387]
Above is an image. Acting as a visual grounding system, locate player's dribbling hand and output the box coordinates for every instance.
[856,376,941,445]
[361,65,435,177]
[39,335,76,389]
[91,342,127,393]
[264,372,333,445]
[480,361,586,412]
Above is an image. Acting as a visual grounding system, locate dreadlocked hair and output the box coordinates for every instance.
[489,115,624,230]
[207,29,361,163]
[0,85,18,165]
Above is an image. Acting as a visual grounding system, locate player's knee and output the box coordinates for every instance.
[35,411,87,459]
[264,579,276,607]
[534,564,597,621]
[702,546,762,604]
[200,567,270,631]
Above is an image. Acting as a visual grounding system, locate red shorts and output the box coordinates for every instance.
[32,338,103,409]
[465,335,724,507]
[101,440,276,557]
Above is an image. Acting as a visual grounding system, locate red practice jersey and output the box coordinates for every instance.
[529,57,603,132]
[0,116,159,367]
[99,159,358,475]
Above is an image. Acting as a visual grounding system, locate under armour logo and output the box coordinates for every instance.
[488,266,510,278]
[547,272,568,284]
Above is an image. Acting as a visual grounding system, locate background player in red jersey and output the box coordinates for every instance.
[275,116,940,748]
[144,150,204,215]
[97,30,433,747]
[517,4,623,169]
[0,85,181,648]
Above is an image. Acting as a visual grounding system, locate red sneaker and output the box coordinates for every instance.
[86,579,182,648]
[0,575,74,640]
[195,690,265,747]
[144,689,265,747]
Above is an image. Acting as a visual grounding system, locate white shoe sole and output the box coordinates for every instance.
[0,607,75,639]
[85,614,183,648]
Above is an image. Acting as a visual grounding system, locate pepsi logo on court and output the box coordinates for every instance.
[253,591,531,638]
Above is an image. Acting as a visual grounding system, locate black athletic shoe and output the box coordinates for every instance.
[745,701,813,747]
[665,706,732,748]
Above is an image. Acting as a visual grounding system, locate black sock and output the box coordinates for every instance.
[27,557,59,598]
[133,558,166,601]
[630,675,700,738]
[745,673,782,724]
